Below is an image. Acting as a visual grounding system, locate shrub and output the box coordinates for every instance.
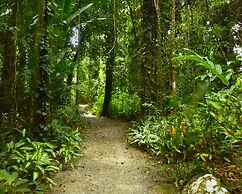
[0,104,84,193]
[128,80,242,192]
[0,129,60,193]
[50,119,82,166]
[52,105,85,128]
[0,169,30,193]
[91,94,105,116]
[91,90,141,119]
[110,91,141,119]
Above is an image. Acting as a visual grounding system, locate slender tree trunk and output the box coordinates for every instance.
[16,1,28,121]
[101,0,116,117]
[76,0,82,105]
[16,44,27,117]
[65,72,73,102]
[154,0,163,104]
[170,0,177,95]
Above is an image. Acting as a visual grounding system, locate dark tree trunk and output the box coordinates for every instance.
[0,0,17,127]
[32,0,50,135]
[66,73,73,103]
[0,31,16,126]
[142,0,159,104]
[101,0,116,117]
[126,0,142,97]
[16,44,27,119]
[101,49,114,117]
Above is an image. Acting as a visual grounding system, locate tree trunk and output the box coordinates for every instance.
[142,0,158,104]
[0,0,18,126]
[101,0,116,117]
[126,0,142,97]
[170,0,177,95]
[154,0,163,104]
[16,44,27,118]
[32,0,50,135]
[76,0,82,105]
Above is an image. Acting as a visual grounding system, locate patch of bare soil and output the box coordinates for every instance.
[49,111,177,194]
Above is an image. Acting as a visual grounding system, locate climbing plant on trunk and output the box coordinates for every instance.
[32,0,50,135]
[142,0,164,104]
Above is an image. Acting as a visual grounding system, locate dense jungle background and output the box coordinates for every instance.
[0,0,241,193]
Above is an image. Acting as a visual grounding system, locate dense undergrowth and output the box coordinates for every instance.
[128,56,242,193]
[91,90,141,119]
[0,105,84,193]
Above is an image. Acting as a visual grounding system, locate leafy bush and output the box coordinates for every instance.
[159,161,203,188]
[50,119,82,166]
[110,91,141,119]
[0,125,83,193]
[128,80,242,191]
[0,129,60,192]
[0,104,84,193]
[129,83,241,158]
[91,94,105,116]
[91,90,141,119]
[52,105,85,128]
[0,169,30,193]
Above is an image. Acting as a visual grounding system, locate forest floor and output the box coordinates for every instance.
[49,107,177,194]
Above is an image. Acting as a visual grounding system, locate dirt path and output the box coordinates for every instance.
[49,111,177,194]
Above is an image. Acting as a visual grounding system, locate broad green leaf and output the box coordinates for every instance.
[33,171,39,181]
[25,162,31,169]
[46,177,57,185]
[173,50,230,86]
[36,166,45,175]
[0,169,8,180]
[7,172,18,184]
[14,179,28,186]
[67,3,93,25]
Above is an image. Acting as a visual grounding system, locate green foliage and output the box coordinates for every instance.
[91,93,105,116]
[91,90,141,119]
[0,125,82,193]
[129,82,241,159]
[50,120,82,166]
[0,169,30,193]
[110,91,141,119]
[52,105,85,128]
[128,76,242,190]
[0,129,60,192]
[174,49,233,86]
[0,104,84,193]
[0,0,241,192]
[160,161,203,188]
[66,3,93,24]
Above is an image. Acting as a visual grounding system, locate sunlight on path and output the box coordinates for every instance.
[49,108,177,194]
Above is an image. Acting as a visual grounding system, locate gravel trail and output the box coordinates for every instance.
[49,111,177,194]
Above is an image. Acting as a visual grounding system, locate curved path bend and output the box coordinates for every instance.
[50,111,176,194]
